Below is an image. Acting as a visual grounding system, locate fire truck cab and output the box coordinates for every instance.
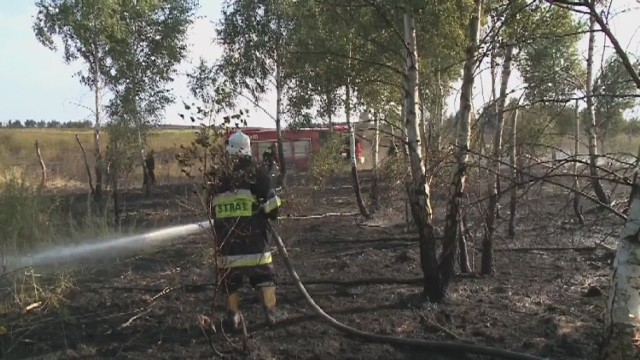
[224,126,365,171]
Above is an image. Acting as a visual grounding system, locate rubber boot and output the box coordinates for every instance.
[259,286,282,326]
[223,292,241,331]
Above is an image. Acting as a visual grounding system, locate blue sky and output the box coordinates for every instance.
[1,1,640,129]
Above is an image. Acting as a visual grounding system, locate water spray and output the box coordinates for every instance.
[3,220,212,273]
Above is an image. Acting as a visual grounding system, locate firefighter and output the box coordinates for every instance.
[262,143,281,189]
[143,150,156,188]
[208,131,283,331]
[262,142,277,170]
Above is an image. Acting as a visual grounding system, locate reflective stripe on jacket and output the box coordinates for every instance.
[218,251,273,268]
[211,189,281,217]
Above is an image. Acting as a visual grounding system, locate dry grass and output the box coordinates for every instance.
[0,171,121,325]
[0,128,198,190]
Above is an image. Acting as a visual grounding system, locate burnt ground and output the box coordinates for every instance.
[0,172,619,360]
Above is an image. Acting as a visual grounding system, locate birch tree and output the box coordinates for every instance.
[478,0,584,270]
[439,0,483,288]
[216,0,296,187]
[584,4,610,206]
[287,0,396,218]
[285,0,472,300]
[544,1,640,357]
[572,99,585,225]
[507,98,520,237]
[33,0,113,203]
[104,0,196,194]
[481,42,514,275]
[403,9,441,301]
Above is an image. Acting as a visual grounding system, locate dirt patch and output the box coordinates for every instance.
[0,177,615,360]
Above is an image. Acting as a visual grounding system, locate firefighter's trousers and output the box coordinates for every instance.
[220,264,276,293]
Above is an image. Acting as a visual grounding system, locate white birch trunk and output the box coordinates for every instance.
[92,40,103,200]
[441,0,482,287]
[403,10,440,301]
[601,179,640,359]
[345,83,371,219]
[370,111,380,211]
[585,9,609,205]
[481,42,513,275]
[276,61,285,183]
[508,105,519,237]
[573,99,585,224]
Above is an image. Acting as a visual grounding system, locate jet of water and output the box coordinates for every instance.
[3,220,212,273]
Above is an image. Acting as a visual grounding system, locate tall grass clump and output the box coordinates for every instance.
[0,171,113,264]
[0,171,115,321]
[0,172,56,261]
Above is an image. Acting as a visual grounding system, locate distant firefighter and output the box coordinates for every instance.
[262,143,277,170]
[143,150,156,188]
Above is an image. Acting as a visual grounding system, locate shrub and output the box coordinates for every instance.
[308,133,349,189]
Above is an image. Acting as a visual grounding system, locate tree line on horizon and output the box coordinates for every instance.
[0,119,93,129]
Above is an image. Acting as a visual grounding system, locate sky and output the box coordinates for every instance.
[1,0,640,129]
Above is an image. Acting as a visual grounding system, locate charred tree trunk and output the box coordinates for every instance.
[439,0,482,290]
[480,41,497,182]
[490,46,503,220]
[458,214,471,274]
[573,99,585,224]
[508,105,519,237]
[481,43,513,275]
[370,111,381,212]
[35,140,46,188]
[76,134,95,195]
[585,11,610,206]
[403,10,440,302]
[346,83,371,220]
[136,125,150,197]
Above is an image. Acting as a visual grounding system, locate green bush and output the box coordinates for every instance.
[308,133,349,189]
[375,153,409,207]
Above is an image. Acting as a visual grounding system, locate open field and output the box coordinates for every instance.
[0,165,622,359]
[0,124,387,192]
[0,128,199,190]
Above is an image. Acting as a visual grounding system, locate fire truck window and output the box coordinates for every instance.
[293,140,311,159]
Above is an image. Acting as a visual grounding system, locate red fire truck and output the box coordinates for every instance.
[224,126,365,171]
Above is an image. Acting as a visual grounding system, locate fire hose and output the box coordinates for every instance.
[266,221,547,360]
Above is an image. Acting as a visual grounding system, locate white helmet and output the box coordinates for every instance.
[226,131,252,157]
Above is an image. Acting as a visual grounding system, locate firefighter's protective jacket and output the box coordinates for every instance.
[209,157,281,269]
